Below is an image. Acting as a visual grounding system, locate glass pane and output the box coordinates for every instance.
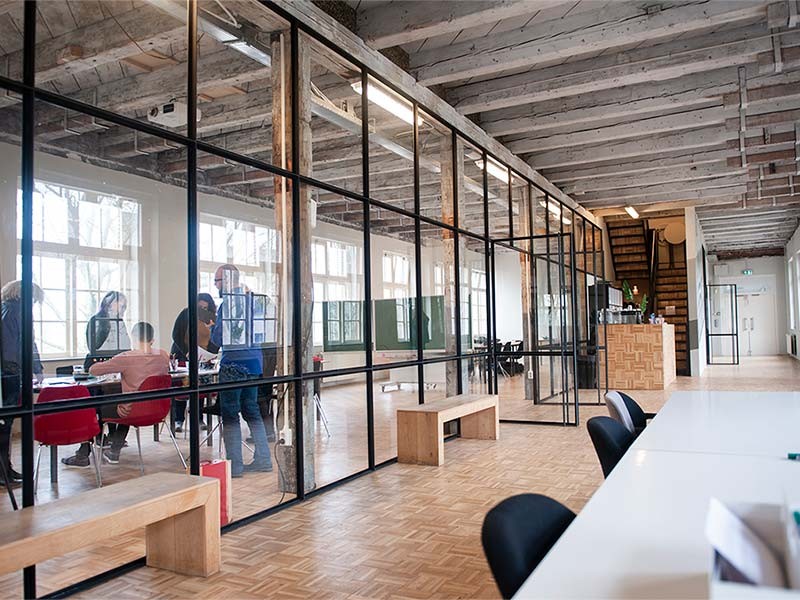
[421,224,456,359]
[0,1,23,81]
[487,157,510,240]
[423,359,461,403]
[418,110,453,225]
[305,187,366,368]
[460,234,487,352]
[35,1,187,130]
[373,366,419,465]
[1,90,22,408]
[458,137,485,236]
[302,33,363,194]
[367,77,414,211]
[371,205,417,365]
[511,175,531,248]
[304,374,368,489]
[198,151,292,380]
[31,101,188,393]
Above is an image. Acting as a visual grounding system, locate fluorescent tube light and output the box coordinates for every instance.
[351,81,418,125]
[475,158,510,184]
[625,206,640,219]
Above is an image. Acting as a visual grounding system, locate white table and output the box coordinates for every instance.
[634,391,800,458]
[514,390,800,599]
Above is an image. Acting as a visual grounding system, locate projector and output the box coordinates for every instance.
[147,101,201,128]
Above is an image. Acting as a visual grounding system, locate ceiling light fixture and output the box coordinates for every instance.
[477,158,510,184]
[351,81,419,125]
[625,206,640,219]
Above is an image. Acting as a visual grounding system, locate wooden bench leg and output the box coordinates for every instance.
[460,405,499,440]
[145,491,220,577]
[397,412,443,466]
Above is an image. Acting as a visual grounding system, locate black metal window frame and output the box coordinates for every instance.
[0,1,607,596]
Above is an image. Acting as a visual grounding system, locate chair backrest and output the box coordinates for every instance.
[34,385,99,446]
[112,375,173,427]
[604,391,635,433]
[619,391,647,430]
[587,416,635,479]
[482,494,576,599]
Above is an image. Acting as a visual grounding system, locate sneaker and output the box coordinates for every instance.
[7,467,23,483]
[102,450,120,464]
[61,455,90,468]
[174,422,184,433]
[200,421,208,431]
[243,461,273,473]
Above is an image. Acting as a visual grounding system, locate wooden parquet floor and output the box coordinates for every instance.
[11,356,800,598]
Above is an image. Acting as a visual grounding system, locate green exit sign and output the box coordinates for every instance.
[742,269,753,276]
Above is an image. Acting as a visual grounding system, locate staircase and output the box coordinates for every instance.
[606,218,649,282]
[654,253,690,375]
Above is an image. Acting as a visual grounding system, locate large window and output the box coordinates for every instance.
[311,238,362,346]
[17,181,140,358]
[470,267,488,338]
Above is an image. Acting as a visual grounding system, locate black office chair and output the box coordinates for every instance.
[587,416,635,479]
[619,391,657,431]
[482,494,576,599]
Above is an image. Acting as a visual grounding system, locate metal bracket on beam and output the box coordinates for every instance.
[738,67,748,168]
[773,28,784,72]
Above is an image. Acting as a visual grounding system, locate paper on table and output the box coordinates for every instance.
[706,497,787,588]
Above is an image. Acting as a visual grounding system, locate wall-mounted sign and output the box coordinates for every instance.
[742,269,753,276]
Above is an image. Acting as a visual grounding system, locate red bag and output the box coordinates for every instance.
[199,459,232,526]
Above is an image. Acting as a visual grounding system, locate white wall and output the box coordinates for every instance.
[493,249,524,342]
[712,256,787,356]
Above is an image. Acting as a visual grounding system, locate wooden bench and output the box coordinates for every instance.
[397,394,499,466]
[0,472,220,578]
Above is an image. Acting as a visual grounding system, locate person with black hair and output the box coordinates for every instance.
[170,293,219,432]
[63,321,169,467]
[83,291,130,370]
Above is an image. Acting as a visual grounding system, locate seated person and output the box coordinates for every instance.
[62,322,170,466]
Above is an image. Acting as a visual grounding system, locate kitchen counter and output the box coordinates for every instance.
[598,323,676,390]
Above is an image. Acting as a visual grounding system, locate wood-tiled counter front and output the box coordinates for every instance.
[598,323,676,390]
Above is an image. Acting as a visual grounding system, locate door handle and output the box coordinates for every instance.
[750,317,754,331]
[742,318,748,331]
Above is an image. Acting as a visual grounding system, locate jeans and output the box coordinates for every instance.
[77,405,129,456]
[220,365,272,475]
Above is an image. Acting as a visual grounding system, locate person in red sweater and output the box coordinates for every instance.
[62,322,169,467]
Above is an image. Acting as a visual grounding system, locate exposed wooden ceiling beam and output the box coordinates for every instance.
[448,24,778,114]
[713,247,785,258]
[412,1,768,87]
[354,0,561,50]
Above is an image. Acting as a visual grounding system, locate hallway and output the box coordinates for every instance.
[74,356,800,599]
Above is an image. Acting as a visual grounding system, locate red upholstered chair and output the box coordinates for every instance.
[104,375,186,474]
[34,385,101,490]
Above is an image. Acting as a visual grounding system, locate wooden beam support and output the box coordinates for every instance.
[412,1,767,86]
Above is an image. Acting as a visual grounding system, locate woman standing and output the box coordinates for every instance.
[0,280,44,485]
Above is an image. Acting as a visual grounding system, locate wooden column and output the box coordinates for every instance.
[440,133,458,396]
[519,187,536,401]
[272,31,315,494]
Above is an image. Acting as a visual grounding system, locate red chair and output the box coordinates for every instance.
[34,385,101,490]
[104,375,186,474]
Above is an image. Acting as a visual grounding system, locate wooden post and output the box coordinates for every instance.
[519,186,536,401]
[272,31,316,494]
[440,133,458,395]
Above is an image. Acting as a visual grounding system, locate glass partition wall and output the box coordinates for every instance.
[0,1,605,595]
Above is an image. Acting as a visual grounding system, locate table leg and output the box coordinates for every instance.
[50,445,58,484]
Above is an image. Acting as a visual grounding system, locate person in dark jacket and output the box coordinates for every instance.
[83,291,130,370]
[0,280,44,485]
[170,293,218,431]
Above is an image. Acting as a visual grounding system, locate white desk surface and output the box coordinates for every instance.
[634,391,800,458]
[514,449,800,599]
[514,390,800,599]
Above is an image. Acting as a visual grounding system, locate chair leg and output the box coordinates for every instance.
[135,427,144,475]
[164,421,187,470]
[34,444,42,495]
[90,442,102,487]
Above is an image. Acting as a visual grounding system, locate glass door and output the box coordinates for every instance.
[706,284,739,364]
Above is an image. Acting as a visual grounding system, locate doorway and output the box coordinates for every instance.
[735,275,779,356]
[706,284,740,364]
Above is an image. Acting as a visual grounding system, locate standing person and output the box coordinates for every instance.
[170,293,218,431]
[63,322,169,466]
[0,281,44,485]
[210,264,272,478]
[84,290,130,369]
